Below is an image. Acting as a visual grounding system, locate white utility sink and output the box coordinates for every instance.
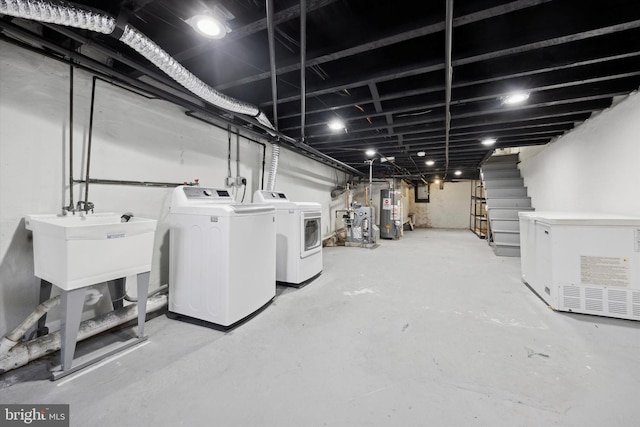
[26,212,157,290]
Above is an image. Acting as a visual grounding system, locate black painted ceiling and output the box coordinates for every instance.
[2,0,639,181]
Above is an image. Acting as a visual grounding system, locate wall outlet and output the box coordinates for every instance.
[225,176,235,187]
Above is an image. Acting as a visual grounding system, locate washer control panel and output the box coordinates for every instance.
[183,186,231,199]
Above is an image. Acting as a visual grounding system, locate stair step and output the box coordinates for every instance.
[487,207,535,219]
[492,243,521,257]
[481,162,518,171]
[492,230,521,244]
[484,177,524,189]
[481,169,521,179]
[486,197,531,208]
[490,218,520,231]
[485,187,528,198]
[483,153,519,164]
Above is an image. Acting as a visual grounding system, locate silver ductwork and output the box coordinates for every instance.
[0,0,275,131]
[266,143,280,191]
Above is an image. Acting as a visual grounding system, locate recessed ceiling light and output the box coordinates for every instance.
[481,137,496,146]
[503,91,530,105]
[328,119,345,131]
[187,14,228,39]
[425,160,435,166]
[365,149,376,157]
[454,170,462,176]
[417,151,426,157]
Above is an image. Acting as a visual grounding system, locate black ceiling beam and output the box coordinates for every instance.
[278,71,640,133]
[313,119,579,148]
[215,0,553,91]
[274,50,640,120]
[266,19,640,108]
[303,94,619,140]
[322,128,570,153]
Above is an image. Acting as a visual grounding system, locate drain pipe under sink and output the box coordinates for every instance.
[0,293,167,374]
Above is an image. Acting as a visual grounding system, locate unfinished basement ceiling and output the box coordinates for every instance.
[1,0,639,181]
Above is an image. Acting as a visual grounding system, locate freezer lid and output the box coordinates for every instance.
[525,211,640,226]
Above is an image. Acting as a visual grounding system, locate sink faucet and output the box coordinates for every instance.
[62,204,76,215]
[76,201,95,213]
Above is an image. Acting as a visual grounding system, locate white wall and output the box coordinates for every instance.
[518,90,640,215]
[0,42,348,336]
[408,181,472,228]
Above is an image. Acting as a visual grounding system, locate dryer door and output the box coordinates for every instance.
[301,212,321,258]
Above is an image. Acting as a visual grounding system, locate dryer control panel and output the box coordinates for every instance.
[254,190,288,202]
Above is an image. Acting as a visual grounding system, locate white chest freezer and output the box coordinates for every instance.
[519,211,640,320]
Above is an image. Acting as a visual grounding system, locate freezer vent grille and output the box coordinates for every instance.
[633,294,640,317]
[584,287,603,312]
[608,301,627,315]
[608,289,627,302]
[559,286,640,320]
[564,286,580,298]
[585,299,603,312]
[585,288,603,299]
[563,285,581,309]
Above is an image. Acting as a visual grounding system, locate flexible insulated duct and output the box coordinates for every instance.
[266,143,280,191]
[0,0,275,131]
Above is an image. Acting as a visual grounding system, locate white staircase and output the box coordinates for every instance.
[481,153,534,257]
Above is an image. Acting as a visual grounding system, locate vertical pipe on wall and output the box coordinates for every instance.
[266,0,278,130]
[444,0,454,180]
[67,65,74,213]
[300,0,307,142]
[83,76,98,209]
[236,128,240,180]
[265,0,281,192]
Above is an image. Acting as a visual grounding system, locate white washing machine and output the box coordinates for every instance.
[169,186,276,329]
[254,190,322,287]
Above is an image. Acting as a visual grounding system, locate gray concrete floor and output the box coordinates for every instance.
[2,229,639,426]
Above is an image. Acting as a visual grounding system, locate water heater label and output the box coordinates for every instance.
[635,229,640,252]
[580,256,629,287]
[382,198,392,210]
[107,233,125,239]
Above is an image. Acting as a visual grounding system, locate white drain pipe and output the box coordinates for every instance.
[0,295,61,355]
[0,293,167,374]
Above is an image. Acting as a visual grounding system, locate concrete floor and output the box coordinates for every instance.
[1,229,639,426]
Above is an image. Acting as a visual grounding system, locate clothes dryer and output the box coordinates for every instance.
[169,186,276,329]
[254,191,322,287]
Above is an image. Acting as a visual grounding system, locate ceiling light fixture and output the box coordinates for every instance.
[380,156,395,163]
[481,137,496,146]
[454,170,462,176]
[425,160,435,166]
[365,149,376,157]
[503,91,530,105]
[186,6,234,39]
[328,119,345,131]
[417,151,426,157]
